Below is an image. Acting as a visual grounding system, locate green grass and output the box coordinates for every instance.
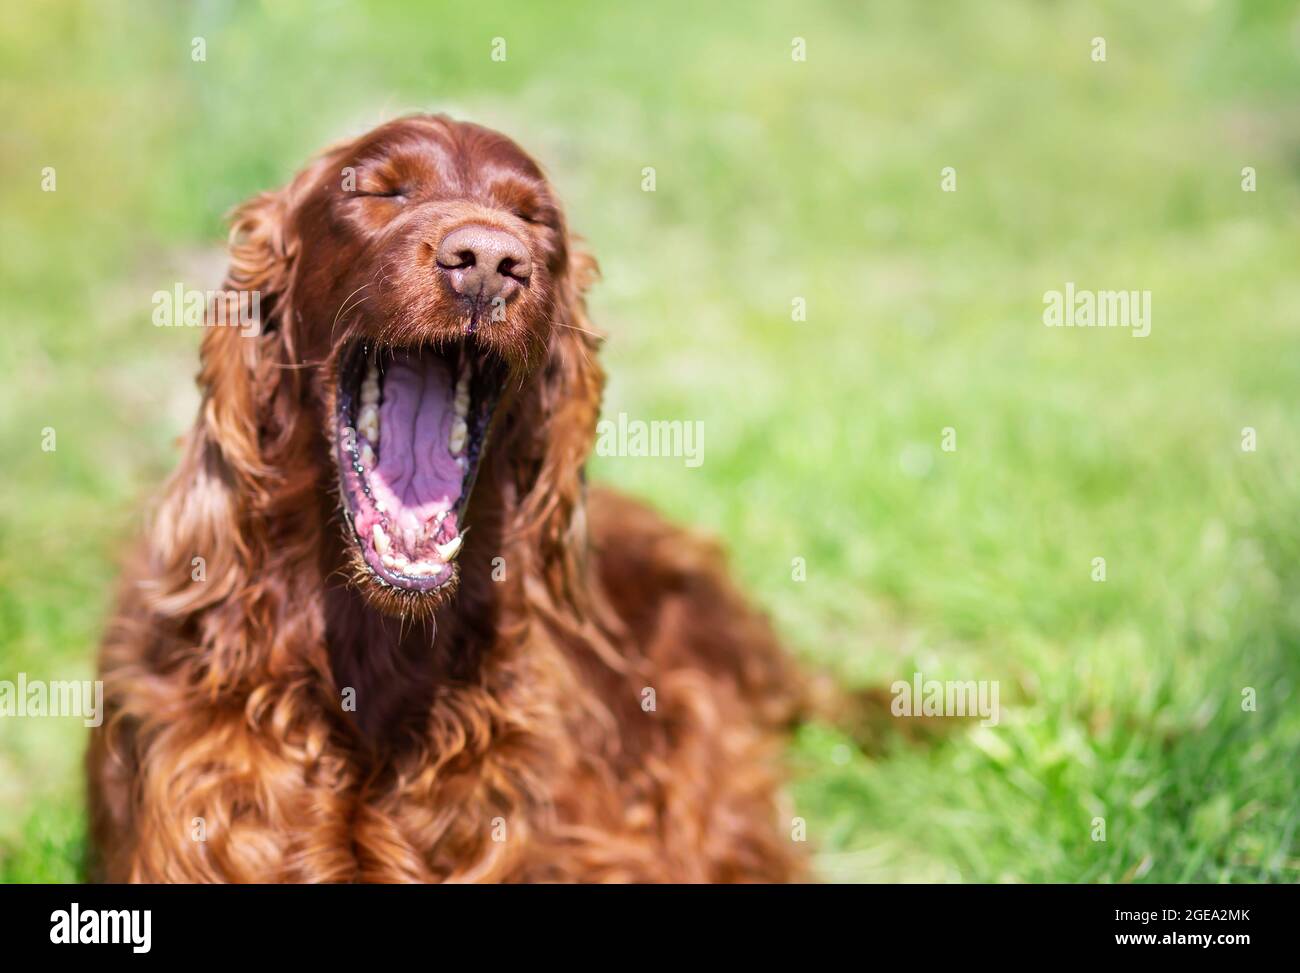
[2,0,1298,883]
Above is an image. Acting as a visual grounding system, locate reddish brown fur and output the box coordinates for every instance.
[88,115,809,882]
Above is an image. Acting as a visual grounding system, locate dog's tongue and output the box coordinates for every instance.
[369,350,462,536]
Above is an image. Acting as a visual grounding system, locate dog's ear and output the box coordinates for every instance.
[194,151,338,486]
[142,169,326,689]
[512,242,605,603]
[198,190,293,486]
[199,158,329,485]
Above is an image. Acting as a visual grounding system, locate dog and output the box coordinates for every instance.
[88,115,810,882]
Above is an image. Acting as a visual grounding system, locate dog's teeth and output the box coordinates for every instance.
[435,535,463,561]
[361,363,381,405]
[414,514,447,547]
[359,443,376,468]
[378,539,404,570]
[358,404,380,444]
[375,500,386,513]
[449,417,467,455]
[453,371,470,416]
[372,522,390,555]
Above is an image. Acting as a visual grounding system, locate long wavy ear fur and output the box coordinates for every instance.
[511,244,606,607]
[142,171,324,693]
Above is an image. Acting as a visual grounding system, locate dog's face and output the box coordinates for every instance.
[246,115,588,613]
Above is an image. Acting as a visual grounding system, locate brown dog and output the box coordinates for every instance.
[88,115,808,882]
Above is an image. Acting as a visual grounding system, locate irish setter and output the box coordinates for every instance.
[88,115,810,882]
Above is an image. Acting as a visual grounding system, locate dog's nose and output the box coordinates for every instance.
[435,225,531,303]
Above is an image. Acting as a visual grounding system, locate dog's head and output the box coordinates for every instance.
[200,115,602,618]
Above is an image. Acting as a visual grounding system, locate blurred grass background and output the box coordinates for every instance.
[2,0,1299,882]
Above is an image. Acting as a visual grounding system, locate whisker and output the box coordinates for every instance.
[550,321,604,340]
[330,282,372,343]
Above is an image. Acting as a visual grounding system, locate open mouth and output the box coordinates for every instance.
[336,338,507,592]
